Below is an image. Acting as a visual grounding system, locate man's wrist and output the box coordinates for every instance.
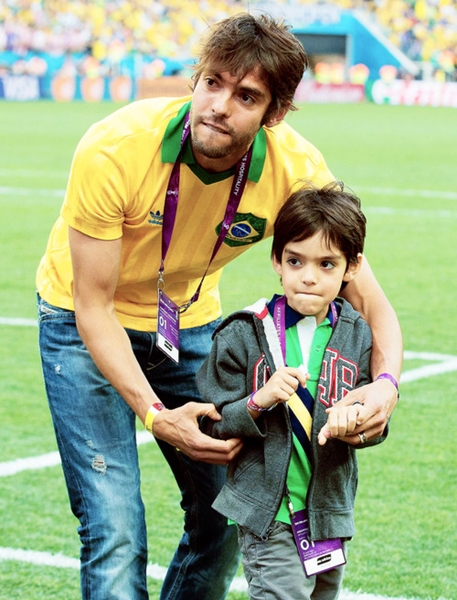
[144,402,165,435]
[376,373,400,398]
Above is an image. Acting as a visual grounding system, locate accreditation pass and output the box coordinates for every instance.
[157,291,180,363]
[290,509,346,577]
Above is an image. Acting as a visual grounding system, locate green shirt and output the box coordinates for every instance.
[275,315,333,523]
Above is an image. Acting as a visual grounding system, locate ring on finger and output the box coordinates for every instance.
[358,432,367,444]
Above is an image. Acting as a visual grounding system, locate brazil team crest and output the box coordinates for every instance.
[217,213,267,247]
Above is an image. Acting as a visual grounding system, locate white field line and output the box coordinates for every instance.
[0,351,454,600]
[3,186,457,218]
[0,185,455,334]
[1,183,457,203]
[1,182,454,598]
[0,547,448,600]
[0,351,456,479]
[353,186,457,201]
[0,168,69,178]
[0,317,38,327]
[364,207,457,219]
[0,546,249,592]
[0,430,152,477]
[402,350,457,383]
[0,186,65,198]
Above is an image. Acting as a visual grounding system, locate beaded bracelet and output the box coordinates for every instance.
[247,392,267,412]
[247,392,278,412]
[247,390,267,412]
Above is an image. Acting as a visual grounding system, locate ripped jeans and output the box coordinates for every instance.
[37,295,239,600]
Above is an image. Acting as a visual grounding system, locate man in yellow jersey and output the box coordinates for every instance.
[36,13,402,600]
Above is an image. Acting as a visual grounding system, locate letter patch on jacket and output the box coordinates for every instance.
[252,354,270,391]
[316,348,359,408]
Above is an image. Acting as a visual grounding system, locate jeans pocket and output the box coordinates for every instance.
[37,295,75,323]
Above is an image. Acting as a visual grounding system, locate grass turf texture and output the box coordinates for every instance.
[0,100,456,600]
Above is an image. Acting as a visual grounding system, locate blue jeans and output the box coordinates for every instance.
[37,295,240,600]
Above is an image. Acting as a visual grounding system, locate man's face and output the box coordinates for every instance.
[190,68,278,173]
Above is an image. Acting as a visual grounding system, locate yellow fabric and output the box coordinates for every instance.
[36,96,334,331]
[287,392,312,440]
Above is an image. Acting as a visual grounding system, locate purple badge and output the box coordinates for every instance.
[290,509,346,577]
[157,291,180,363]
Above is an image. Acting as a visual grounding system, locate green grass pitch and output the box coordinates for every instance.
[0,99,456,600]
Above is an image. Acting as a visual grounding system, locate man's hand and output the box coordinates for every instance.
[318,377,398,446]
[152,402,243,464]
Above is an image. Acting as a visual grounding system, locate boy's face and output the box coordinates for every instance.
[272,231,362,324]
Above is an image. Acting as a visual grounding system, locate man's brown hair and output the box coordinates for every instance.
[192,13,309,121]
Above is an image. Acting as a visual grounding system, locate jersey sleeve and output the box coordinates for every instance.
[61,122,128,240]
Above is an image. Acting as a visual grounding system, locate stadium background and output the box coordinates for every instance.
[1,0,457,103]
[0,1,456,599]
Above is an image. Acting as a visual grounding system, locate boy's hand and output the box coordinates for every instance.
[252,366,309,410]
[318,378,397,445]
[318,402,367,445]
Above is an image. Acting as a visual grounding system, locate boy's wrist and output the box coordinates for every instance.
[247,392,277,412]
[247,392,267,412]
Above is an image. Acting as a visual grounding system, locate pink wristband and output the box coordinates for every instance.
[247,392,267,412]
[376,373,399,390]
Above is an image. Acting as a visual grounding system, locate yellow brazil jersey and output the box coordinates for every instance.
[36,96,334,331]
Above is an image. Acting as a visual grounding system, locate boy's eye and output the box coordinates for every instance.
[321,261,335,270]
[287,257,301,267]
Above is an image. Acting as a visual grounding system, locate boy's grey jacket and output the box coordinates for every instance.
[196,296,387,541]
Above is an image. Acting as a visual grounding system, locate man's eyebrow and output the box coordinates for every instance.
[208,71,267,101]
[237,84,267,100]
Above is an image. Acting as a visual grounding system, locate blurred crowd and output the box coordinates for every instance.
[367,0,457,77]
[0,0,456,79]
[0,0,241,62]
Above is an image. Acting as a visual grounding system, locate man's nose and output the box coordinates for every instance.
[211,91,231,117]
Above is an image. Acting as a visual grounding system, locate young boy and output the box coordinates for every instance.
[196,181,388,600]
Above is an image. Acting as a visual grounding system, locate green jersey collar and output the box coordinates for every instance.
[161,100,265,183]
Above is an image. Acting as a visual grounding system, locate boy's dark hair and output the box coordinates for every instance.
[272,181,367,267]
[192,13,308,122]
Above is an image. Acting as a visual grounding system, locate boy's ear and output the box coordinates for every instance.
[343,253,363,283]
[271,254,283,276]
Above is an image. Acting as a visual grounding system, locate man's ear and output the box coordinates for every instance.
[343,253,363,283]
[264,103,291,128]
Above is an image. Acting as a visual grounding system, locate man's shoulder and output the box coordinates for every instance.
[83,96,190,144]
[262,119,334,185]
[107,95,189,122]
